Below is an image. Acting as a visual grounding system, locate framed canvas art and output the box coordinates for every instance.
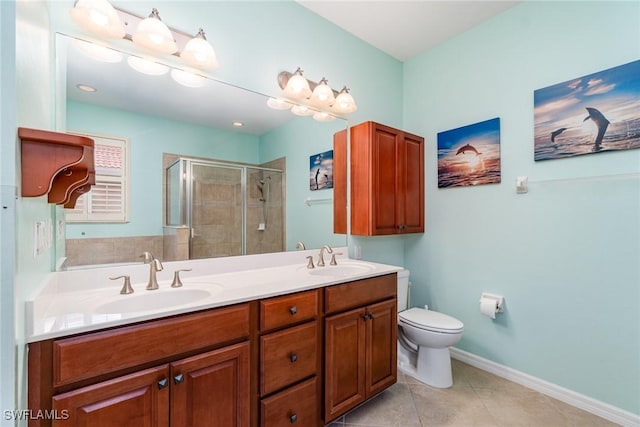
[534,60,640,161]
[437,118,501,188]
[309,150,333,191]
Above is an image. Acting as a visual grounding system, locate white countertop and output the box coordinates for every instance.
[26,249,402,342]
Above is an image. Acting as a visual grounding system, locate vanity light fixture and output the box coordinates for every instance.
[132,8,178,55]
[270,67,357,121]
[69,3,219,73]
[232,121,244,127]
[70,0,125,39]
[181,29,219,70]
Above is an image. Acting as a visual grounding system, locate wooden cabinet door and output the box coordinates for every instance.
[371,123,403,235]
[400,132,424,233]
[365,299,397,398]
[52,365,169,427]
[324,307,366,422]
[170,342,250,427]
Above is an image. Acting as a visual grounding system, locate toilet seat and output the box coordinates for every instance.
[399,308,464,334]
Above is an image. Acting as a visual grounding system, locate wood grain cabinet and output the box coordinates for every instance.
[29,304,251,427]
[323,274,397,423]
[334,121,424,235]
[258,290,322,427]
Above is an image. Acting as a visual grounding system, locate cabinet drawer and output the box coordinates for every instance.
[261,377,318,427]
[260,290,318,332]
[53,303,250,387]
[261,322,317,395]
[325,274,396,315]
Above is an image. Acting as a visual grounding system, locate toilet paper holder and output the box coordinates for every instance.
[480,293,504,313]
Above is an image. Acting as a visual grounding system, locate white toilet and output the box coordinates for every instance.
[396,269,464,388]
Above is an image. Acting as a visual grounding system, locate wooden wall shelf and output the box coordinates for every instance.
[18,127,95,208]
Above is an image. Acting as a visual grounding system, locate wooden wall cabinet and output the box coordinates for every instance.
[323,274,397,423]
[334,121,424,235]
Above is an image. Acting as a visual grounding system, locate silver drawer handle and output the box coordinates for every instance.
[289,353,298,363]
[289,306,297,315]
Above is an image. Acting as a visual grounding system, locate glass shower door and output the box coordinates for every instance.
[189,163,244,259]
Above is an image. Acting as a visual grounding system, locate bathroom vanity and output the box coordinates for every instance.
[26,254,400,427]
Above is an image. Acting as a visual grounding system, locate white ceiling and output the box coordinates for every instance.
[298,1,521,61]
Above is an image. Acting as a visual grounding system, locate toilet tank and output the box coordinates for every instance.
[397,269,410,312]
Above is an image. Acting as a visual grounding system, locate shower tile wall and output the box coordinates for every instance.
[246,159,285,255]
[65,235,164,267]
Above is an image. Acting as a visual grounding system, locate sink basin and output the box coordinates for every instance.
[95,288,212,314]
[308,263,375,277]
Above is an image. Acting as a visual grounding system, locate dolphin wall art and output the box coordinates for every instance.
[455,144,482,156]
[583,107,610,147]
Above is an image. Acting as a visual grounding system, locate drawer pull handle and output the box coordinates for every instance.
[289,353,298,363]
[174,373,184,385]
[157,378,169,390]
[289,413,298,423]
[289,306,297,315]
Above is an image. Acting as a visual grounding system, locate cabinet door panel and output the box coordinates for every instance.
[324,308,366,422]
[366,299,397,397]
[373,126,400,234]
[170,342,250,427]
[402,133,424,233]
[52,365,169,427]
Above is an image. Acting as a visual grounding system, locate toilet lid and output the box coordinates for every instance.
[399,308,464,333]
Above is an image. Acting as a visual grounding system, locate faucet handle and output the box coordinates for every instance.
[110,275,133,294]
[171,269,192,288]
[140,251,155,263]
[306,256,315,269]
[330,252,343,266]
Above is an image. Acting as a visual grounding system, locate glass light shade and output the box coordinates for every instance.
[132,9,177,55]
[170,69,206,88]
[283,69,312,100]
[313,111,336,122]
[310,78,335,108]
[69,0,125,39]
[332,87,357,114]
[127,56,169,76]
[75,39,123,63]
[291,104,315,116]
[266,97,293,110]
[181,29,219,70]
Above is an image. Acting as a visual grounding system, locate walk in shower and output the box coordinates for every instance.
[165,157,285,259]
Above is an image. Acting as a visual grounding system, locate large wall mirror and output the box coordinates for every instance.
[55,33,347,269]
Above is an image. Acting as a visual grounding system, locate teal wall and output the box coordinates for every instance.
[403,1,640,415]
[66,100,260,238]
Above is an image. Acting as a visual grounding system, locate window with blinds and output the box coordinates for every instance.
[65,133,130,223]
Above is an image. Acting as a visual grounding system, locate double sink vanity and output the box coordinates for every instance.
[26,248,401,426]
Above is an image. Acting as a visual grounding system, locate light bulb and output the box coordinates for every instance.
[291,104,315,116]
[332,86,357,114]
[310,78,335,108]
[132,8,177,55]
[69,0,125,39]
[313,111,336,122]
[181,29,219,70]
[283,68,312,100]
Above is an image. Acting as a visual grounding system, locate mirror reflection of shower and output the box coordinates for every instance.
[165,157,285,260]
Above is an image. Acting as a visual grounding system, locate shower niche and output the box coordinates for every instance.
[165,157,285,260]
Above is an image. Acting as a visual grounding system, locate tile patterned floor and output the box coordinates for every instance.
[327,359,618,427]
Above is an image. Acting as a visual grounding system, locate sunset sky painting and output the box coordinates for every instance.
[534,60,640,161]
[437,117,501,188]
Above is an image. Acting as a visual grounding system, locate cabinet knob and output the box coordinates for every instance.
[289,306,297,315]
[174,373,184,385]
[362,314,369,321]
[157,378,169,390]
[368,313,375,320]
[289,413,298,424]
[289,353,298,363]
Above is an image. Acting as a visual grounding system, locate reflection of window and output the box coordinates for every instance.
[65,133,130,223]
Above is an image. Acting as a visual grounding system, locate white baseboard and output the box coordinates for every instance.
[450,347,640,427]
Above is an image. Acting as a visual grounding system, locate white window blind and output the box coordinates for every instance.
[65,133,130,223]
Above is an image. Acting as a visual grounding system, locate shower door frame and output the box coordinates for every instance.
[168,157,284,259]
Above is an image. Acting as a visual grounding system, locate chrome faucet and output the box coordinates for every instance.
[317,245,333,267]
[141,251,163,290]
